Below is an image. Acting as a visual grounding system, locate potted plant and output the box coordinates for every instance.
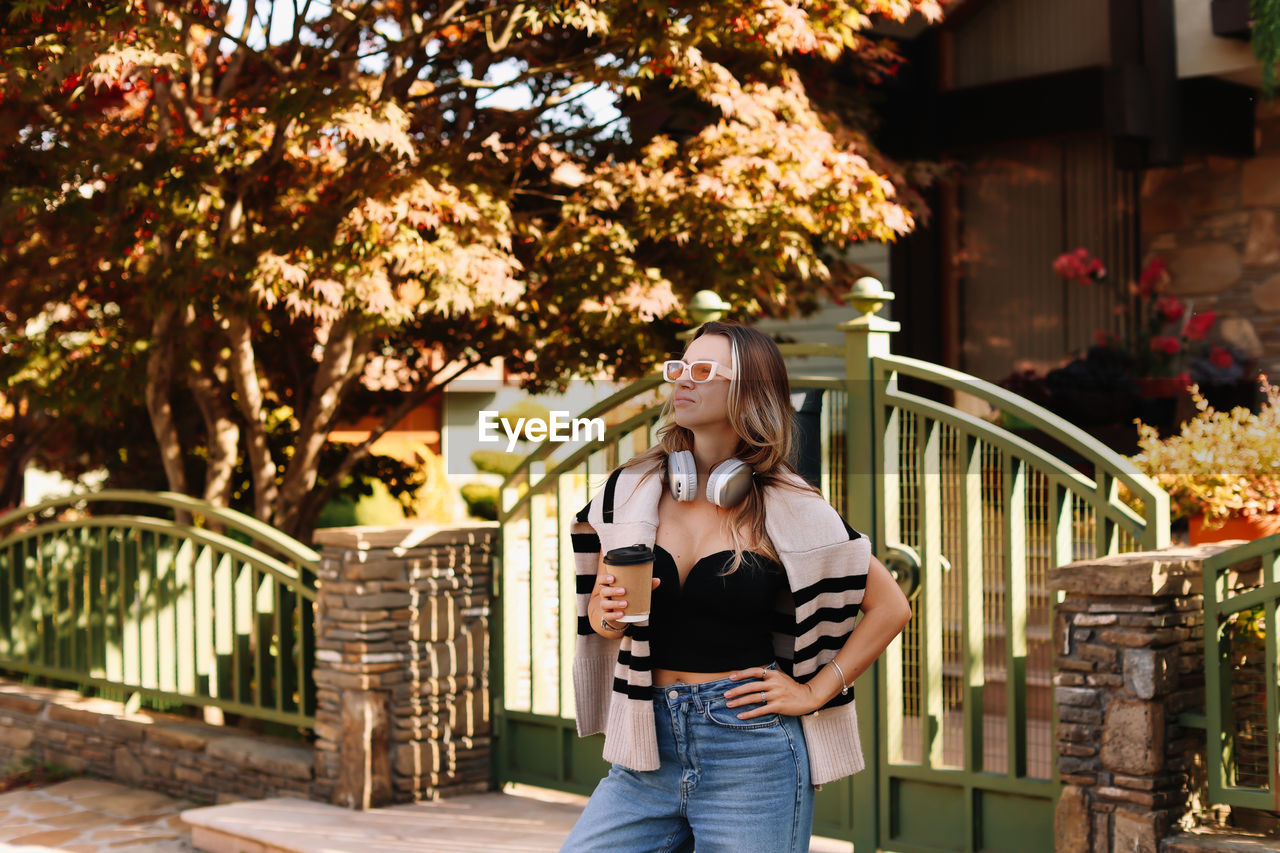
[1129,380,1280,543]
[1054,253,1219,391]
[1051,250,1263,431]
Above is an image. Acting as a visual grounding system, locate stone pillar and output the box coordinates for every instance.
[1048,543,1236,853]
[312,523,497,806]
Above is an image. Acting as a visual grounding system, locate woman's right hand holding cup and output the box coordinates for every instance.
[597,574,628,628]
[592,573,661,636]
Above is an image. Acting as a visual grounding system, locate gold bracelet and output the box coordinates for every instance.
[829,659,850,696]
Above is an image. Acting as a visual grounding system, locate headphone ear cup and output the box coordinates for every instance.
[706,458,754,508]
[668,451,697,502]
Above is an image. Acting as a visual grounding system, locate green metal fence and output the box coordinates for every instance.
[495,371,670,789]
[863,349,1169,852]
[0,490,319,729]
[1184,533,1280,812]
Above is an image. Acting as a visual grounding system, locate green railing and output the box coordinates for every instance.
[0,491,319,729]
[876,354,1169,552]
[1188,533,1280,812]
[862,351,1171,851]
[494,374,658,791]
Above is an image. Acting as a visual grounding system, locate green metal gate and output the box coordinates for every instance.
[494,300,1171,850]
[0,490,319,730]
[1178,533,1280,813]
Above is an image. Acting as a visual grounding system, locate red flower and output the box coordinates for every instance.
[1138,257,1167,291]
[1210,345,1234,369]
[1150,335,1181,355]
[1183,311,1217,341]
[1053,248,1106,285]
[1156,296,1184,323]
[1093,328,1115,347]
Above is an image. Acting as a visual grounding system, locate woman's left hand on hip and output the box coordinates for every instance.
[724,666,816,719]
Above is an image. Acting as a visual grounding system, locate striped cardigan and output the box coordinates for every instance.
[571,456,873,786]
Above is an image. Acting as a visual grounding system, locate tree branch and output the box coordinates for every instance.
[485,3,525,52]
[213,0,259,101]
[314,353,485,515]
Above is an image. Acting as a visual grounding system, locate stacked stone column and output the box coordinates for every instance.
[1048,544,1236,853]
[312,524,497,807]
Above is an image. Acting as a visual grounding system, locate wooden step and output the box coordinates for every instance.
[182,791,586,853]
[180,789,858,852]
[1163,830,1280,851]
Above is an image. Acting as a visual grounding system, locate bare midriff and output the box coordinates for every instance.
[652,666,771,686]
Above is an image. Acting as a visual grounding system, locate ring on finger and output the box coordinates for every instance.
[759,691,766,704]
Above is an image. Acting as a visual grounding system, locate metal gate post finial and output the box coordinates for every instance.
[845,276,895,321]
[678,290,731,341]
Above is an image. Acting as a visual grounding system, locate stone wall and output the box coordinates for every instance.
[1049,543,1277,852]
[0,522,498,811]
[1142,99,1280,379]
[0,679,316,804]
[311,523,498,807]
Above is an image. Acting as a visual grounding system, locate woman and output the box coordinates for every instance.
[562,321,912,853]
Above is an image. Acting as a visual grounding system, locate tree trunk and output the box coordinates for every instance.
[0,412,41,512]
[145,306,190,514]
[273,318,370,538]
[224,313,278,521]
[187,356,240,521]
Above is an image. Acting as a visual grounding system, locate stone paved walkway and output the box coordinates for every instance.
[0,778,195,852]
[0,778,853,852]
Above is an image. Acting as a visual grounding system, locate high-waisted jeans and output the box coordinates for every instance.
[560,671,814,853]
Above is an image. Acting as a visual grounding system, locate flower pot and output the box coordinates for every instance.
[1135,376,1189,398]
[1188,512,1280,544]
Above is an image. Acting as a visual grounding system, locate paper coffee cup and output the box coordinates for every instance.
[603,545,654,622]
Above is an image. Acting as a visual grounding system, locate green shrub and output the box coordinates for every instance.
[460,483,499,520]
[471,449,523,478]
[1130,380,1280,525]
[316,478,409,528]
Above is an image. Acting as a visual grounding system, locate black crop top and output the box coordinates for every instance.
[647,544,787,672]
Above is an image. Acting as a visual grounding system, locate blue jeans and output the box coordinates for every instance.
[561,672,814,853]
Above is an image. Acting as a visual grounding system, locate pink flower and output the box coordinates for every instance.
[1052,251,1081,280]
[1183,311,1217,341]
[1210,345,1234,369]
[1150,335,1181,355]
[1156,297,1184,323]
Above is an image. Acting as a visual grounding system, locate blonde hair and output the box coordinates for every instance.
[621,321,821,573]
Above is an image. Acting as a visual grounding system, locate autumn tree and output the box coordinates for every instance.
[1,0,943,539]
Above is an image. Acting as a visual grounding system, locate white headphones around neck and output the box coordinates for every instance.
[666,450,754,508]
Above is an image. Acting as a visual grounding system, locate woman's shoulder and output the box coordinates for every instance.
[574,455,665,523]
[762,472,865,548]
[763,469,828,508]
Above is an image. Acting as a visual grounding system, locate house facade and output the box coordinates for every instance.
[876,0,1280,388]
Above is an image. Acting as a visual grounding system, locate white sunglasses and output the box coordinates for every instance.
[662,360,736,383]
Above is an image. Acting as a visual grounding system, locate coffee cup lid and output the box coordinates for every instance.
[603,544,654,565]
